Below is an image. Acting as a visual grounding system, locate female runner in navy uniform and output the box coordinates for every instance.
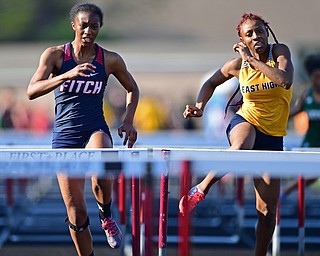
[27,3,139,256]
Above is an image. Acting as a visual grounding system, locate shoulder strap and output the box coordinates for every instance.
[95,44,104,65]
[64,42,72,62]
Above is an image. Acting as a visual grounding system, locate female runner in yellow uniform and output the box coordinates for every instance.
[179,13,293,256]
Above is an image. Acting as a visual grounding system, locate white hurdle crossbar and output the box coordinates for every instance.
[1,147,320,256]
[1,147,320,177]
[152,148,320,178]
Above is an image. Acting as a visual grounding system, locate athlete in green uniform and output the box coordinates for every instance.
[281,54,320,200]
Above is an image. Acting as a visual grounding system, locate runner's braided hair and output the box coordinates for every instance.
[236,13,279,44]
[224,13,279,118]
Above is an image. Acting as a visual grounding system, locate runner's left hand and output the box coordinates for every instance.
[118,122,137,148]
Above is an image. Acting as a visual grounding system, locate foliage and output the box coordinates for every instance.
[0,1,37,41]
[0,0,168,42]
[0,0,76,41]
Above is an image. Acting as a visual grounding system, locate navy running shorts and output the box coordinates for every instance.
[52,126,113,149]
[226,114,283,151]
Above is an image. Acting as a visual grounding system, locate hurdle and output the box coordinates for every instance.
[2,147,320,176]
[290,147,320,256]
[1,147,320,256]
[178,160,191,256]
[158,150,170,256]
[127,147,320,256]
[153,147,320,256]
[298,176,305,256]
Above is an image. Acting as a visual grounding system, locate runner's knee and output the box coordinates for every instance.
[65,216,90,232]
[66,207,88,228]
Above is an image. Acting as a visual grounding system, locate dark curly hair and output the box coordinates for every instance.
[305,54,320,75]
[69,3,103,27]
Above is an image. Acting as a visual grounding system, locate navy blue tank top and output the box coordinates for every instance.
[54,42,108,133]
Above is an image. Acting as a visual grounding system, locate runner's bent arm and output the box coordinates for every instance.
[106,51,139,147]
[27,47,96,100]
[235,43,294,89]
[184,58,240,119]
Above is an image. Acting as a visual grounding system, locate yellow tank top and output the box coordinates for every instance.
[237,44,292,136]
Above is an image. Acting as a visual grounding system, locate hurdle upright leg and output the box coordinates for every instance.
[158,150,170,256]
[116,172,127,256]
[144,161,154,256]
[158,171,169,255]
[178,160,191,256]
[140,176,146,256]
[118,172,126,226]
[236,177,245,230]
[298,176,305,256]
[132,175,141,256]
[5,179,14,209]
